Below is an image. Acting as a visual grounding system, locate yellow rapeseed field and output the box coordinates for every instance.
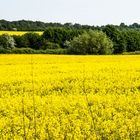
[0,31,43,36]
[0,55,140,139]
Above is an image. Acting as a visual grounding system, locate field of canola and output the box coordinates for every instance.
[0,55,140,140]
[0,31,43,36]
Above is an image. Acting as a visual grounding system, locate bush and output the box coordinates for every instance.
[44,49,67,54]
[11,48,35,54]
[13,33,43,49]
[0,47,12,54]
[122,51,140,55]
[0,34,15,49]
[13,35,29,48]
[42,42,61,50]
[0,47,67,54]
[67,30,113,55]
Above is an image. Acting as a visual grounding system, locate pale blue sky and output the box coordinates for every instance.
[0,0,140,26]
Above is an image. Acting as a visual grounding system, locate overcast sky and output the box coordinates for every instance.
[0,0,140,26]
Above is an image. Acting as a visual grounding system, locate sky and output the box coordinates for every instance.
[0,0,140,26]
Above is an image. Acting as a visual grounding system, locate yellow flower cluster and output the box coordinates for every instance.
[0,55,140,139]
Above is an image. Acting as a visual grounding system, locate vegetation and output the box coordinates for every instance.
[1,20,140,31]
[67,30,113,54]
[0,48,67,54]
[1,20,140,54]
[1,20,140,140]
[0,55,140,139]
[0,34,15,49]
[102,25,127,54]
[0,20,95,31]
[42,27,82,48]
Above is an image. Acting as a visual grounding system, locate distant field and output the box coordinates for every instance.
[0,31,43,36]
[0,55,140,139]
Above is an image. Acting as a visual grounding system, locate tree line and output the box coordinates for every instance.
[1,20,140,31]
[0,20,95,31]
[1,20,140,54]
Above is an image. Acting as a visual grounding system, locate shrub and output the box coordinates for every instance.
[11,48,35,54]
[0,34,15,49]
[1,47,67,54]
[67,30,113,55]
[41,42,61,50]
[0,47,11,54]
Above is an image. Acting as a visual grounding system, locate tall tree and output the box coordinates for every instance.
[103,25,127,54]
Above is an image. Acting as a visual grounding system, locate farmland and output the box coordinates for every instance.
[0,55,140,139]
[0,31,43,36]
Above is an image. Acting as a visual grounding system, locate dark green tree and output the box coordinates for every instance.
[23,33,43,49]
[42,27,82,48]
[13,35,29,48]
[103,25,127,54]
[124,30,140,52]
